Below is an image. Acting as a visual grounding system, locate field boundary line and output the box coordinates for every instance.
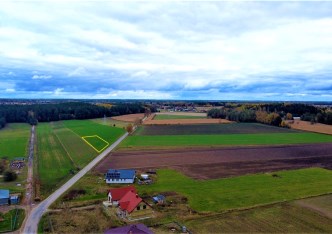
[53,128,78,169]
[82,135,109,153]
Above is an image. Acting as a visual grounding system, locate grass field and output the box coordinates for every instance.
[91,117,128,128]
[154,114,206,120]
[121,132,332,148]
[0,123,30,158]
[0,209,25,232]
[82,135,109,152]
[138,168,332,212]
[134,123,300,135]
[183,202,332,233]
[37,120,125,194]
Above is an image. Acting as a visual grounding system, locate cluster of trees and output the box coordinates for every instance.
[301,112,332,125]
[0,102,145,126]
[208,103,332,126]
[208,108,283,126]
[0,158,17,182]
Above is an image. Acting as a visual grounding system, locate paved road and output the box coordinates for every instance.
[22,132,129,234]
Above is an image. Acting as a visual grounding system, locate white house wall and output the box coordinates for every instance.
[106,178,135,184]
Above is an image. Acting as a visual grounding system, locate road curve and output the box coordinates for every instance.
[22,132,129,234]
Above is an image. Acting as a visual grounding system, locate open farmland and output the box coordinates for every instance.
[134,123,300,135]
[119,132,332,149]
[289,120,332,135]
[153,114,206,120]
[96,143,332,178]
[91,117,128,128]
[0,123,30,158]
[137,168,332,212]
[111,113,145,122]
[183,201,332,233]
[37,120,125,194]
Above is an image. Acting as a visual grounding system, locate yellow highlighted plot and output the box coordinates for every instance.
[81,135,109,153]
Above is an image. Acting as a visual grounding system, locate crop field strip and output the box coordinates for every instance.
[81,135,109,152]
[0,123,30,158]
[153,114,206,120]
[120,132,332,148]
[134,123,301,135]
[97,143,332,179]
[138,168,332,212]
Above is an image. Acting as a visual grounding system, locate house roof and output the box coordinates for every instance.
[104,224,153,234]
[106,169,135,180]
[0,190,9,199]
[108,186,137,201]
[119,190,142,213]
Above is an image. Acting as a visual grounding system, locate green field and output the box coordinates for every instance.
[63,120,125,148]
[184,202,332,233]
[154,114,206,120]
[121,132,332,148]
[37,120,125,194]
[134,123,300,135]
[138,168,332,212]
[82,136,109,152]
[0,209,25,232]
[0,123,30,158]
[91,117,128,128]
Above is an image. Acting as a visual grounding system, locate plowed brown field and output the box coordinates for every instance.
[95,143,332,179]
[144,118,231,125]
[111,113,145,122]
[289,120,332,135]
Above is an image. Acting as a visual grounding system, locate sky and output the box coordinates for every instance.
[0,1,332,101]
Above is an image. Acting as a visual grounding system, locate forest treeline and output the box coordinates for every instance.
[208,103,332,126]
[0,102,145,128]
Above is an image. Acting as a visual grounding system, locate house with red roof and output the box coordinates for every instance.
[106,186,153,220]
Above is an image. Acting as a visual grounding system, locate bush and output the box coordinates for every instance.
[3,170,17,182]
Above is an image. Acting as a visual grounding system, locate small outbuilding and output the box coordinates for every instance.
[105,169,136,184]
[0,190,9,205]
[10,195,20,205]
[152,194,166,204]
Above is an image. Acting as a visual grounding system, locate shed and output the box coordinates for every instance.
[153,194,166,204]
[0,190,9,205]
[105,224,153,234]
[10,195,19,205]
[141,174,149,180]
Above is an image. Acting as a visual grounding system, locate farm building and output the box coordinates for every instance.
[10,194,20,205]
[0,190,9,205]
[104,224,153,234]
[105,169,136,184]
[107,186,137,206]
[116,190,152,219]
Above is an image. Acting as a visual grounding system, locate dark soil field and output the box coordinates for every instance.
[134,123,300,136]
[95,143,332,179]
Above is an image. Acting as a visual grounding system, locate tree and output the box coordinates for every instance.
[126,124,133,133]
[286,113,293,120]
[3,170,17,182]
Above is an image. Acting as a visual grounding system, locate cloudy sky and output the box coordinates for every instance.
[1,1,332,100]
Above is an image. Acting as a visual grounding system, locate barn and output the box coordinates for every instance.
[0,190,9,205]
[105,169,136,184]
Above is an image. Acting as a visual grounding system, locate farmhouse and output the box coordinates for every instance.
[105,169,135,184]
[105,186,152,219]
[107,186,137,206]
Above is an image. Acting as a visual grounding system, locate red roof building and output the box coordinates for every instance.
[119,190,143,213]
[108,186,137,203]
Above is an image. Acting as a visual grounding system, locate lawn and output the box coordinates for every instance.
[154,115,206,120]
[0,123,30,158]
[121,132,332,148]
[138,168,332,212]
[134,123,300,136]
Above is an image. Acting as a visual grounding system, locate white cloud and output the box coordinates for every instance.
[32,74,52,79]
